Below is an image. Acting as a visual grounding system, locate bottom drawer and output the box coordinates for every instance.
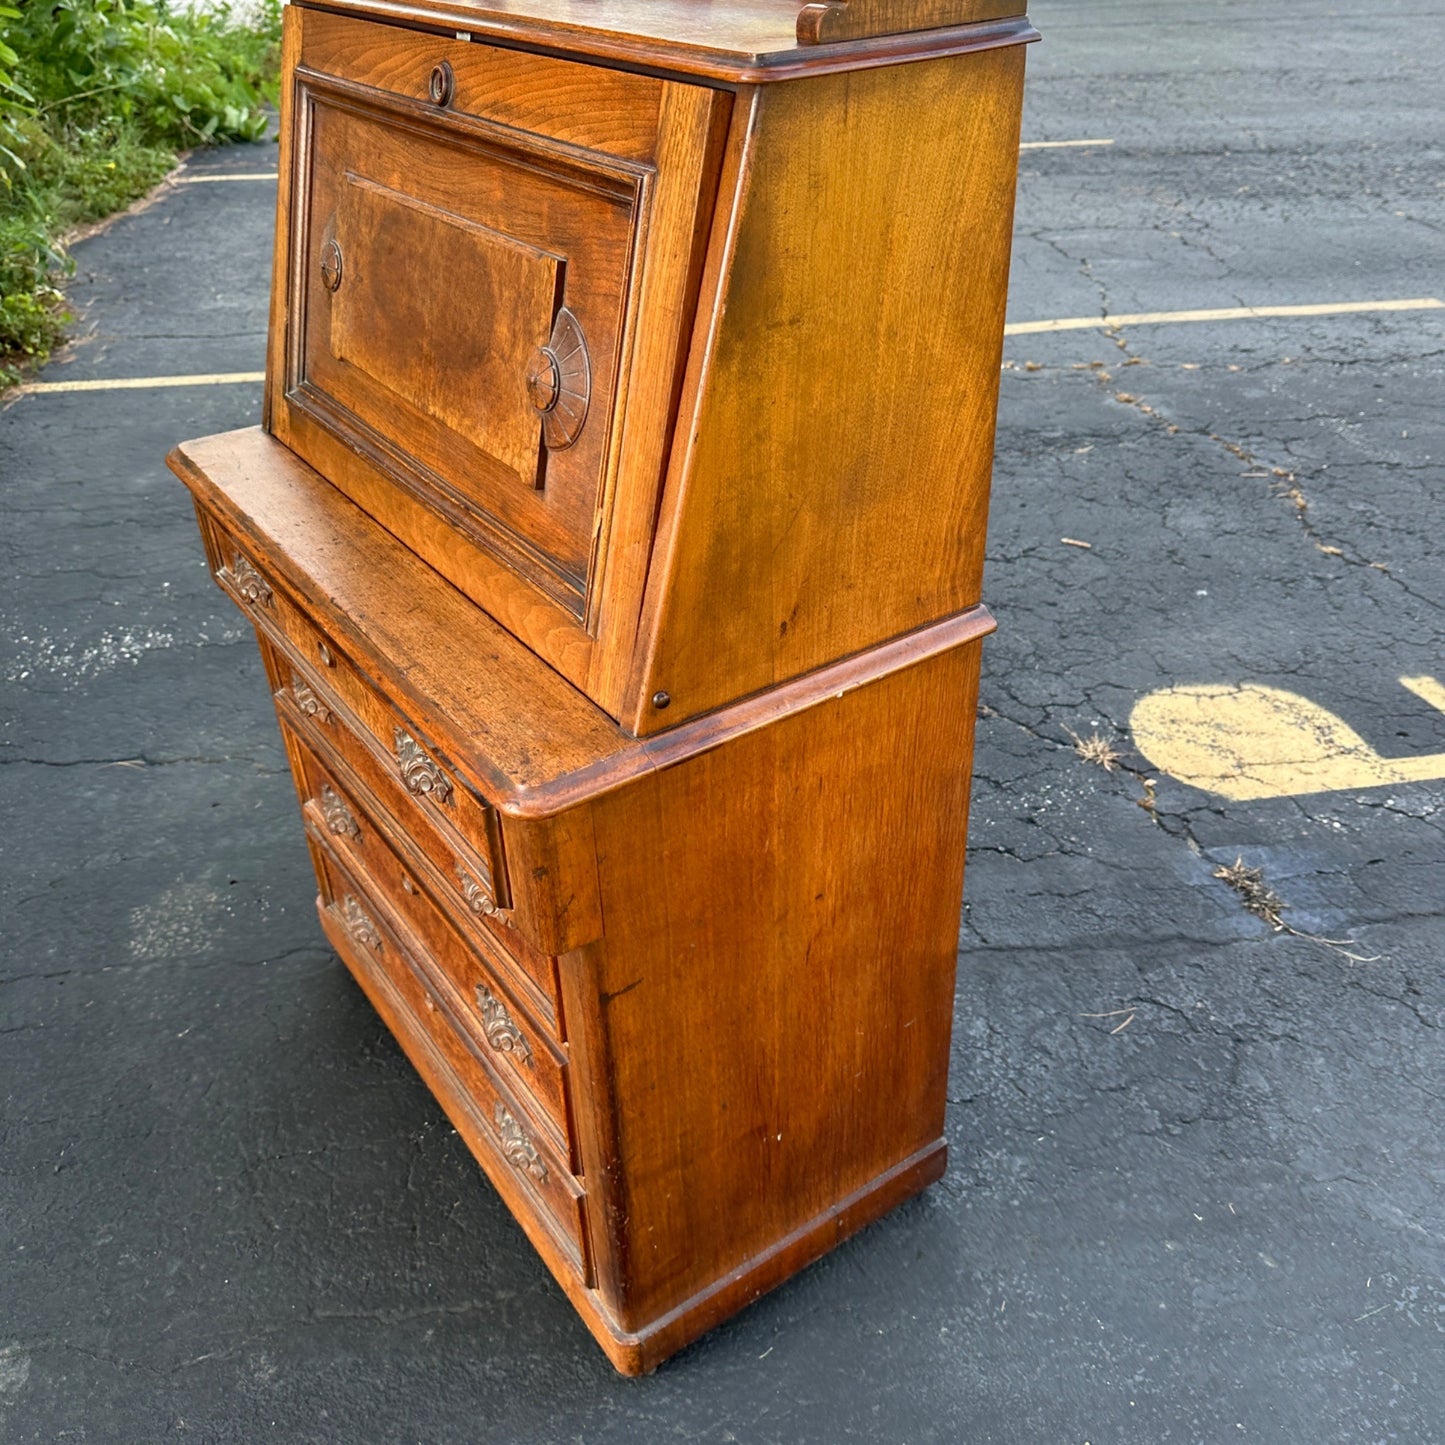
[310,836,591,1281]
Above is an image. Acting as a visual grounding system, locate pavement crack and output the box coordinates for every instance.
[0,754,282,770]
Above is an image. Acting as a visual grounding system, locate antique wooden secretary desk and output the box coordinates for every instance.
[168,0,1034,1373]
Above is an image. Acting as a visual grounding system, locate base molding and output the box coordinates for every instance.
[594,1140,949,1375]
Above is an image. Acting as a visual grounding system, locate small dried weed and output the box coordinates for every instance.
[1213,856,1381,963]
[1214,857,1286,929]
[1066,728,1122,771]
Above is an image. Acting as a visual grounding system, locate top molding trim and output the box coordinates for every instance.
[292,0,1038,84]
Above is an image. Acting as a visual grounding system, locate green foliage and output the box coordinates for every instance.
[0,0,282,383]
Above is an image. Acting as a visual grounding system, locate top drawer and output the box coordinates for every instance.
[269,11,726,709]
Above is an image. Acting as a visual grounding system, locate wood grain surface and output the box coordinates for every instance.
[269,8,727,702]
[629,43,1027,730]
[565,639,983,1332]
[295,0,1037,83]
[170,426,995,813]
[797,0,1023,45]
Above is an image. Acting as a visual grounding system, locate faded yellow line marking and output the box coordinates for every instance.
[17,299,1443,396]
[1020,138,1115,150]
[1005,297,1444,337]
[1401,675,1445,715]
[175,173,278,183]
[1130,678,1445,800]
[16,371,264,396]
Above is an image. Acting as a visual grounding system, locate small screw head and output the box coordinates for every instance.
[652,690,671,710]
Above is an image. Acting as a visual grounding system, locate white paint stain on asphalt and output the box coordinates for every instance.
[5,623,246,685]
[1020,137,1115,149]
[13,371,264,395]
[174,172,278,183]
[128,881,228,962]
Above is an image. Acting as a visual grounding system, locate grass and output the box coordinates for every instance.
[0,0,282,385]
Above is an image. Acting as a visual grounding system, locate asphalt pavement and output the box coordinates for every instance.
[2,1,1442,1439]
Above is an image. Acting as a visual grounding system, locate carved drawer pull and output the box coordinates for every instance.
[428,59,455,107]
[319,238,344,293]
[526,306,590,452]
[292,672,331,724]
[494,1102,547,1183]
[227,554,272,607]
[341,895,382,952]
[393,727,453,805]
[319,784,359,839]
[475,984,533,1066]
[454,860,496,916]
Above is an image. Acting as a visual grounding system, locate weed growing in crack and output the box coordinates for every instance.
[1214,857,1286,927]
[1136,775,1160,821]
[1213,855,1381,963]
[1065,727,1123,772]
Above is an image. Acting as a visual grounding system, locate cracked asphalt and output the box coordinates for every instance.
[2,1,1442,1439]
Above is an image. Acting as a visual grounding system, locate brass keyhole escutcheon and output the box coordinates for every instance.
[319,238,343,293]
[429,60,455,107]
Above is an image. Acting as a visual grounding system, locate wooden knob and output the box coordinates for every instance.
[341,896,382,952]
[318,784,359,839]
[494,1103,548,1182]
[228,554,272,607]
[475,984,534,1065]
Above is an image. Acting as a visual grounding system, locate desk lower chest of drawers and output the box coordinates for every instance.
[172,428,995,1374]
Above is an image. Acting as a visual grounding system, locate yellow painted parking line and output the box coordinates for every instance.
[15,371,264,396]
[1019,138,1115,150]
[1005,297,1444,337]
[175,173,278,183]
[1130,678,1445,800]
[15,297,1443,396]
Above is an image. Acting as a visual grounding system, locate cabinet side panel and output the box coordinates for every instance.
[630,46,1025,729]
[578,642,982,1327]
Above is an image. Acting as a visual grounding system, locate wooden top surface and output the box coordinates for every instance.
[169,427,993,815]
[295,0,1035,83]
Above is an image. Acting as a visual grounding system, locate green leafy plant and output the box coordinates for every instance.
[0,5,33,179]
[0,0,282,383]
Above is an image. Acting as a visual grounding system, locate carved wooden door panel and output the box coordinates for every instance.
[288,89,638,618]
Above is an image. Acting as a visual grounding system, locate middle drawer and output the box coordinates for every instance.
[287,721,575,1161]
[266,658,560,1022]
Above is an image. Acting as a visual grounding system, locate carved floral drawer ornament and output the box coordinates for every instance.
[168,0,1032,1375]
